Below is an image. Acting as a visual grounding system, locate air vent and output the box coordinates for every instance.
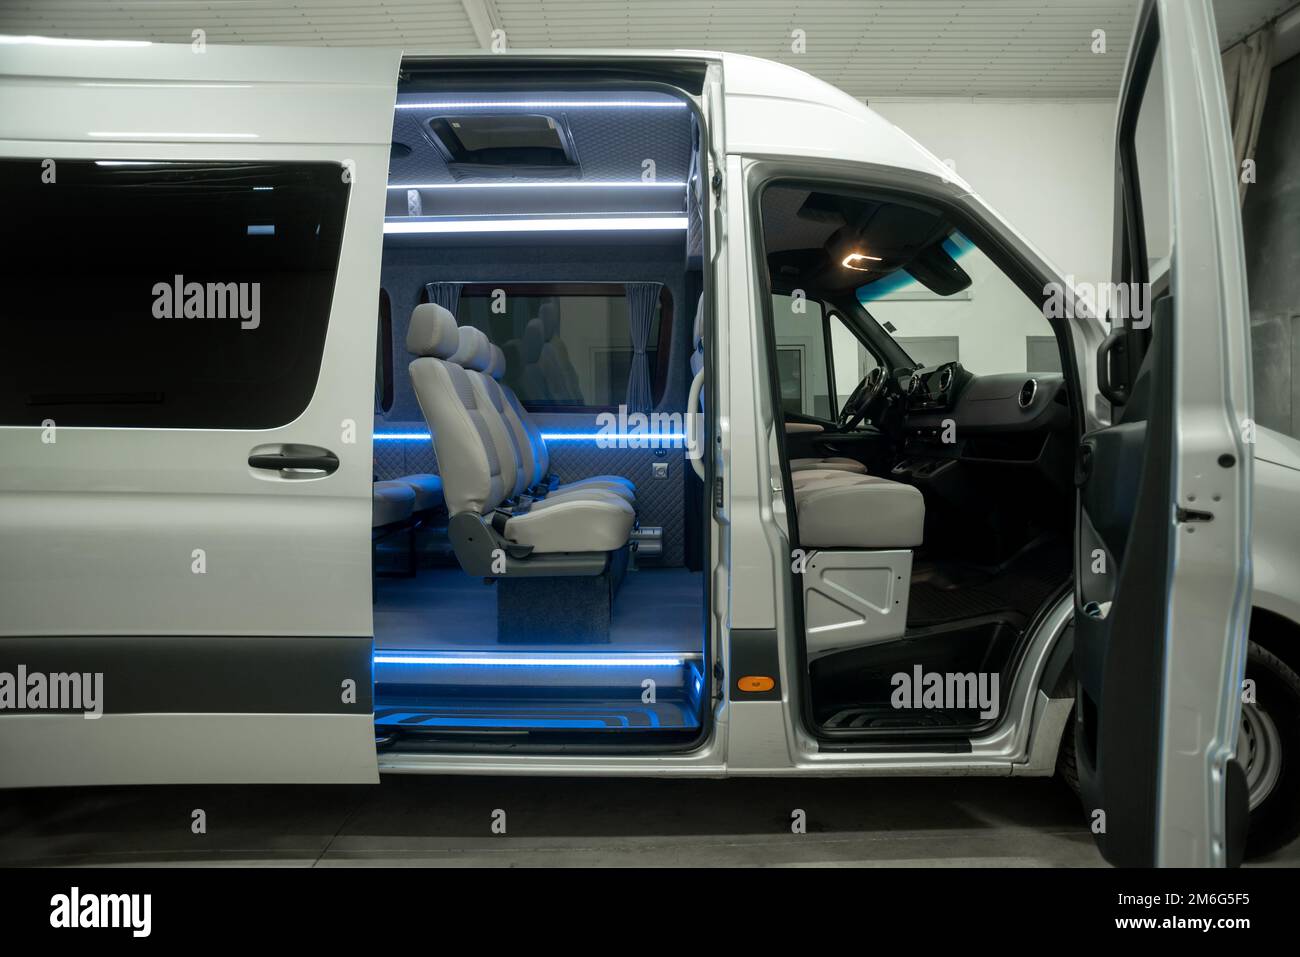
[1018,378,1038,409]
[938,367,953,392]
[908,373,922,395]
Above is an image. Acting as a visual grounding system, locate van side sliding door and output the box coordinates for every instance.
[1073,0,1253,866]
[0,41,399,785]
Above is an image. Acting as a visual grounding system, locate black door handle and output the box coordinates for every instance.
[248,447,339,475]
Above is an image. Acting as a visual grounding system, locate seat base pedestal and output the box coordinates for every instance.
[496,547,629,644]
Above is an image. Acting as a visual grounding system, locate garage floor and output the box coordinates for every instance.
[3,775,1298,867]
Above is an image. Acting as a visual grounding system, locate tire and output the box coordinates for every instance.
[1056,641,1300,858]
[1241,641,1300,858]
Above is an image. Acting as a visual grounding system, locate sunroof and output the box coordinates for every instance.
[427,114,576,169]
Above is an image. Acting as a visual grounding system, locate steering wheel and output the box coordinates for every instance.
[837,365,888,430]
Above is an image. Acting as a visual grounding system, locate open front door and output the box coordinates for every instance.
[1073,0,1253,866]
[0,40,398,785]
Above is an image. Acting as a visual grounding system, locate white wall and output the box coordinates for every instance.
[829,98,1118,398]
[871,98,1117,285]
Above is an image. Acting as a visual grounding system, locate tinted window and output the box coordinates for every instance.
[0,159,349,428]
[456,284,667,410]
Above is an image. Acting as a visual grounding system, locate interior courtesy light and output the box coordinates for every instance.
[0,35,152,47]
[384,216,687,235]
[387,181,686,190]
[395,100,684,110]
[841,252,883,271]
[375,653,683,667]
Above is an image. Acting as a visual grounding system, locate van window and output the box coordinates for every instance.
[771,293,832,419]
[0,159,349,429]
[455,283,670,411]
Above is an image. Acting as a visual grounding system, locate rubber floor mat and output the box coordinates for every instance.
[907,542,1071,628]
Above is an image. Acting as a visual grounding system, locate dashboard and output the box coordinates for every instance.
[902,361,1069,434]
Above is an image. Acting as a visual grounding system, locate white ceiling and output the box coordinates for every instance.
[1,0,1296,99]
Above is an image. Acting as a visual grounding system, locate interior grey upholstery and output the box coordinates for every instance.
[486,342,637,503]
[407,304,634,556]
[793,472,924,549]
[396,473,444,511]
[373,480,416,528]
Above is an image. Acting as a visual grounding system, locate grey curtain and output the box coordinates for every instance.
[1222,27,1274,204]
[624,282,661,413]
[424,281,463,319]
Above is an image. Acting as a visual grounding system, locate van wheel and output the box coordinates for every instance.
[1056,641,1300,858]
[1241,642,1300,857]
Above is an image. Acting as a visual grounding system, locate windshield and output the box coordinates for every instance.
[855,229,1062,376]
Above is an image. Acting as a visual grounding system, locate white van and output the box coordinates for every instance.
[0,0,1283,866]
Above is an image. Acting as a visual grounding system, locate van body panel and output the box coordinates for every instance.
[0,39,398,785]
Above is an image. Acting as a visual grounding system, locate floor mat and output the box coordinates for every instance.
[907,541,1071,628]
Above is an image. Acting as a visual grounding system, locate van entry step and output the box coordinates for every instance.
[374,697,699,732]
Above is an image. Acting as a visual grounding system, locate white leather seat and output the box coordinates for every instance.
[793,471,924,549]
[372,481,416,528]
[394,473,444,512]
[407,304,634,557]
[483,342,636,504]
[790,457,869,474]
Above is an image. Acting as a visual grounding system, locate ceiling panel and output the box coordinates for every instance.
[19,0,1283,99]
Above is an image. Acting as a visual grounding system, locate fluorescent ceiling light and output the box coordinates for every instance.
[0,35,151,47]
[395,100,684,110]
[388,181,686,190]
[384,216,687,235]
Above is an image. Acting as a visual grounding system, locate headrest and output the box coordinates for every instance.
[523,319,546,363]
[693,292,705,348]
[449,326,492,372]
[538,302,559,339]
[488,344,506,380]
[407,303,460,358]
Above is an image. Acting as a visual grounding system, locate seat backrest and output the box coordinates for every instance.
[690,291,704,378]
[486,342,549,488]
[453,326,533,500]
[407,304,509,516]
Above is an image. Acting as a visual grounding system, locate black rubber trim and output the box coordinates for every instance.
[730,628,782,701]
[0,635,372,714]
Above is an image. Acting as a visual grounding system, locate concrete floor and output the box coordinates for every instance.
[2,775,1296,867]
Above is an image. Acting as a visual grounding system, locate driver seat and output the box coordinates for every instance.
[789,456,868,474]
